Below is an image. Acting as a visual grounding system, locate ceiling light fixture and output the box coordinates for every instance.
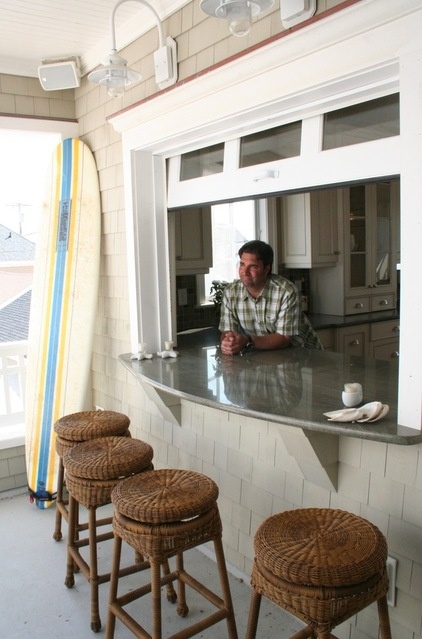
[88,0,177,98]
[200,0,274,37]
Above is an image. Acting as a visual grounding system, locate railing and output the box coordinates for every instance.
[0,341,27,429]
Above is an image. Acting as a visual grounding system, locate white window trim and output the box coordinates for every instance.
[111,1,422,430]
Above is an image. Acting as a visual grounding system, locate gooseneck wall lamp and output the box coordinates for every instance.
[200,0,274,37]
[88,0,177,97]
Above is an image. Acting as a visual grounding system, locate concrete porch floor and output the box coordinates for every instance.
[1,487,303,639]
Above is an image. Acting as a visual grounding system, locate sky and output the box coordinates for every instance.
[0,130,60,243]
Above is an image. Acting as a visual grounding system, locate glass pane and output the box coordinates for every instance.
[180,143,224,180]
[375,182,391,286]
[204,200,256,301]
[323,94,399,150]
[349,185,366,289]
[240,121,301,168]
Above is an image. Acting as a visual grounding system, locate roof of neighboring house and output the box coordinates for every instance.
[0,224,35,262]
[0,289,32,343]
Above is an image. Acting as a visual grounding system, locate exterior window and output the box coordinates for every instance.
[203,200,257,303]
[323,94,399,150]
[180,143,224,180]
[239,121,301,168]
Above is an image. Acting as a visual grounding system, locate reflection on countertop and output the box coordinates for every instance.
[120,328,420,445]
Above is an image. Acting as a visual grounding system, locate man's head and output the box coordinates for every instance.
[237,241,273,293]
[238,241,274,271]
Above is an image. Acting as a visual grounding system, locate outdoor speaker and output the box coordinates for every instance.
[38,60,81,91]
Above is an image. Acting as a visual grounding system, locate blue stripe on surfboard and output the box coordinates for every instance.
[35,138,73,507]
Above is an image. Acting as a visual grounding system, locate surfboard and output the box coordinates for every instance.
[25,138,101,509]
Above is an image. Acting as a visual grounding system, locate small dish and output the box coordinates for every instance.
[356,401,383,422]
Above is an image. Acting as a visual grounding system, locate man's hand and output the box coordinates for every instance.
[220,331,249,355]
[220,331,292,355]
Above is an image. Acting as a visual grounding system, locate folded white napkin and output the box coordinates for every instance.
[324,402,389,423]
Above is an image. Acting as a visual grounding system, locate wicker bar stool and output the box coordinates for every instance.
[53,410,131,541]
[105,468,238,639]
[245,508,392,639]
[63,436,154,633]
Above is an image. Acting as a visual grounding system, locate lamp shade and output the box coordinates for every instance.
[200,0,274,36]
[87,52,142,98]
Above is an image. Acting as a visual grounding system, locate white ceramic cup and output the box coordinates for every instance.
[342,389,363,407]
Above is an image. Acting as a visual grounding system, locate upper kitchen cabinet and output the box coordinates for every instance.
[344,180,399,314]
[311,179,399,316]
[174,207,212,275]
[278,189,339,268]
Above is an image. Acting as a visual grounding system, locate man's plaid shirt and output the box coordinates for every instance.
[219,274,322,349]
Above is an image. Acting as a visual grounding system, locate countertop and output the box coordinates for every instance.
[120,327,421,446]
[307,310,399,330]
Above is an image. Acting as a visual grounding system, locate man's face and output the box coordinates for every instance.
[238,252,270,291]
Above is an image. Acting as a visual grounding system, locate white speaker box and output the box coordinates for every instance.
[38,60,81,91]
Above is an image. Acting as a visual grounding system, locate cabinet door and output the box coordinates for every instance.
[336,325,369,357]
[316,328,335,351]
[174,207,212,274]
[344,181,397,309]
[281,190,338,268]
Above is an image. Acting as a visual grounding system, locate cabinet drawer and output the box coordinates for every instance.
[370,293,395,312]
[370,320,400,341]
[370,340,399,361]
[345,297,370,314]
[336,325,369,357]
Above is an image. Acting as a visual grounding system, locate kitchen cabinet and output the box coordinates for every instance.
[369,319,400,361]
[316,328,335,351]
[336,325,369,357]
[310,179,399,316]
[344,181,398,314]
[279,190,338,268]
[317,319,399,360]
[174,207,212,274]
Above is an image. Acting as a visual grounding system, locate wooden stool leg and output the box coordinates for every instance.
[53,457,65,541]
[88,507,101,633]
[245,589,262,639]
[214,536,238,639]
[377,595,392,639]
[151,560,163,639]
[175,552,188,617]
[65,494,77,587]
[105,535,122,639]
[162,558,178,603]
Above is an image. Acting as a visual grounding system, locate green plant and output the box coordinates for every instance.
[209,280,229,306]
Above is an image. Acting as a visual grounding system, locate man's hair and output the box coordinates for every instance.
[238,240,274,270]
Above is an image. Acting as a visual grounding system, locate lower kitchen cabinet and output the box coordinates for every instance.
[336,325,369,357]
[316,319,399,361]
[369,319,400,361]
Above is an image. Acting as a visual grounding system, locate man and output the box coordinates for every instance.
[219,240,322,355]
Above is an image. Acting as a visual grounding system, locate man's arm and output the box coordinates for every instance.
[220,330,291,355]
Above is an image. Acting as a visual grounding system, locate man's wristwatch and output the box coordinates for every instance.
[240,336,254,355]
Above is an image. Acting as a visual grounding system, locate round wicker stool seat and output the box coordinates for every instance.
[105,469,238,639]
[53,410,131,541]
[64,436,154,633]
[246,508,392,639]
[55,410,130,441]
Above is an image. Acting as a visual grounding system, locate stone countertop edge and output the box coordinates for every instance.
[119,342,421,446]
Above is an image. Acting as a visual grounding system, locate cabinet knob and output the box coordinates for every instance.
[350,339,360,346]
[355,302,364,308]
[379,299,388,306]
[392,351,399,358]
[393,325,400,332]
